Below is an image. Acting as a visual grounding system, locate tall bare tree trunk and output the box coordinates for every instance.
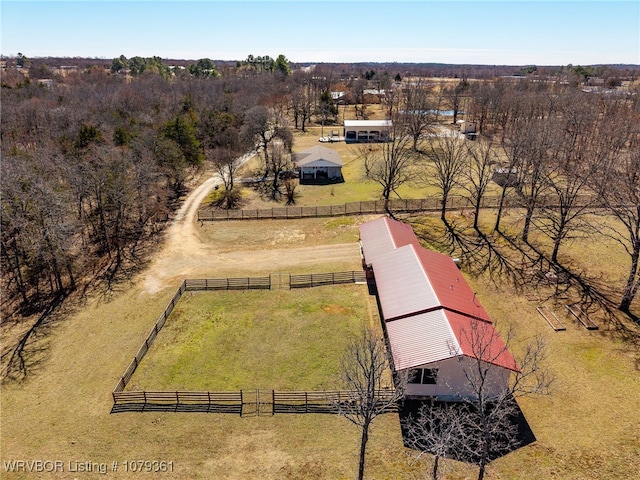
[357,422,370,480]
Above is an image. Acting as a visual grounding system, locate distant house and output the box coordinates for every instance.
[293,145,344,184]
[363,89,386,104]
[359,217,518,401]
[343,119,392,143]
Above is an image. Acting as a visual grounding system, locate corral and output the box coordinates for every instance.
[112,272,399,415]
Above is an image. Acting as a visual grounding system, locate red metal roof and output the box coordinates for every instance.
[359,216,421,263]
[447,313,519,372]
[358,218,518,373]
[413,247,492,322]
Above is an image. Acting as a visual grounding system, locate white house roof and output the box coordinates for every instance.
[344,120,393,128]
[387,309,518,372]
[293,145,343,167]
[372,244,442,321]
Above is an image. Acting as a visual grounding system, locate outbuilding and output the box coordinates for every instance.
[359,217,518,401]
[343,119,392,143]
[293,145,344,184]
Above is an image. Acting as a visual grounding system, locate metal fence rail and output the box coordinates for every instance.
[197,194,601,222]
[111,388,398,415]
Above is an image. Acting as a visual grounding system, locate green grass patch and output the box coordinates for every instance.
[128,285,370,391]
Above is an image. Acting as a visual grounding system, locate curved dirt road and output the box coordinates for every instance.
[142,175,360,293]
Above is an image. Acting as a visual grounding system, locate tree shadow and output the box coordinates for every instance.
[397,211,640,369]
[399,397,536,463]
[1,291,68,383]
[400,213,527,289]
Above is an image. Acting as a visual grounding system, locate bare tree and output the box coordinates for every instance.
[241,105,290,177]
[400,80,437,151]
[535,94,609,263]
[360,122,418,212]
[462,139,496,231]
[211,147,245,209]
[260,139,293,201]
[514,118,557,243]
[455,320,552,480]
[595,100,640,316]
[404,401,468,480]
[336,327,407,480]
[443,79,469,125]
[290,76,314,132]
[421,131,468,223]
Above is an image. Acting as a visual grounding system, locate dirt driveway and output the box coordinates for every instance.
[142,174,360,293]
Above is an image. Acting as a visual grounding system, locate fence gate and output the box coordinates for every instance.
[270,273,291,290]
[240,389,258,417]
[258,389,274,416]
[241,390,274,416]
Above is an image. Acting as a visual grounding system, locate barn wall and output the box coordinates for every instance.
[404,357,510,400]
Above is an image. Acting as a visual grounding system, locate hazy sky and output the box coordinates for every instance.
[1,0,639,65]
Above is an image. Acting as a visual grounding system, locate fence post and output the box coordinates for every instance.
[272,390,275,415]
[305,391,308,414]
[240,390,243,417]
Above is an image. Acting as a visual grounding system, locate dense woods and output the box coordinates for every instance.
[1,56,639,320]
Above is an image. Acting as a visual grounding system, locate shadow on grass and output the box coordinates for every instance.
[1,291,68,383]
[1,235,161,383]
[399,397,536,463]
[399,211,640,368]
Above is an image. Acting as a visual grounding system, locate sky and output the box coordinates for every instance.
[1,0,639,66]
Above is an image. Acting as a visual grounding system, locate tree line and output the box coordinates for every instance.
[2,57,638,319]
[359,78,639,317]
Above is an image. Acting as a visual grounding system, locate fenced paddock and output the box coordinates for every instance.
[111,271,387,415]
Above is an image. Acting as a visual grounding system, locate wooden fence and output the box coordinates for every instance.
[111,388,398,415]
[290,271,366,288]
[112,271,369,407]
[272,389,398,414]
[197,194,600,222]
[184,277,271,290]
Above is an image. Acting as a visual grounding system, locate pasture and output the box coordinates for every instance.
[2,212,639,479]
[128,286,374,392]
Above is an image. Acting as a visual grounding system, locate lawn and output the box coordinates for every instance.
[128,286,373,391]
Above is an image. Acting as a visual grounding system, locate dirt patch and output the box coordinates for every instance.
[322,304,349,315]
[141,174,363,294]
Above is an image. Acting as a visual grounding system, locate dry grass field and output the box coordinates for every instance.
[2,118,640,478]
[2,211,639,479]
